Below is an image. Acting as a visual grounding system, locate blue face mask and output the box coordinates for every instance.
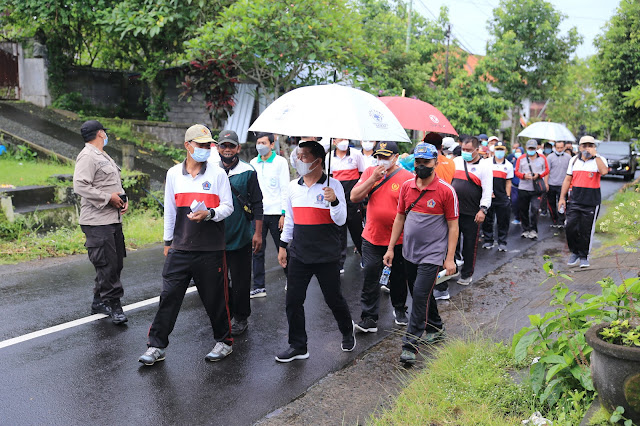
[544,148,552,155]
[191,145,211,163]
[526,149,537,156]
[103,134,109,147]
[495,150,506,159]
[481,141,489,147]
[461,151,474,162]
[514,151,522,158]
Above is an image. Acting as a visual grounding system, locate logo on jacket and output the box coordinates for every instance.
[316,193,325,203]
[202,181,211,190]
[391,183,400,191]
[588,172,594,178]
[427,199,436,208]
[471,167,476,172]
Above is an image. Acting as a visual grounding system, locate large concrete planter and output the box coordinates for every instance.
[585,323,640,422]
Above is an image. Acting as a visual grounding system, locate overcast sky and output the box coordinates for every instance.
[413,0,620,58]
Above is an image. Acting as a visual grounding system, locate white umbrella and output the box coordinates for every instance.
[517,122,576,142]
[248,84,411,143]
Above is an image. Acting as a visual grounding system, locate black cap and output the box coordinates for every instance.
[373,141,399,157]
[218,129,240,146]
[81,120,107,141]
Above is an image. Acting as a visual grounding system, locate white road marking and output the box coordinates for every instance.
[0,287,198,350]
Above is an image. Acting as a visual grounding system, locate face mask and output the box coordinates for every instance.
[336,141,349,151]
[514,151,522,158]
[544,148,552,155]
[378,158,393,170]
[527,149,537,156]
[256,144,271,156]
[296,158,318,176]
[362,141,375,151]
[103,133,109,147]
[461,151,474,162]
[489,145,495,152]
[495,150,505,159]
[191,146,211,163]
[221,153,238,164]
[481,141,488,147]
[582,150,593,160]
[415,165,434,179]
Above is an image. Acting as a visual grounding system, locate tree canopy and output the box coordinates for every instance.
[593,0,640,139]
[479,0,581,143]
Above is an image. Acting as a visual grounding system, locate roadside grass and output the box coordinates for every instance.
[596,188,640,250]
[0,157,74,187]
[0,207,163,264]
[370,338,536,425]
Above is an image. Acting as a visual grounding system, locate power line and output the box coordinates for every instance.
[413,0,482,54]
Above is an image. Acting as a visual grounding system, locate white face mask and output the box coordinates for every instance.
[256,144,271,156]
[361,141,375,151]
[295,158,319,176]
[489,145,495,152]
[378,158,393,170]
[336,140,349,151]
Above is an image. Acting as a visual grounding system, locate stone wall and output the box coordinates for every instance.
[130,120,191,147]
[21,58,51,107]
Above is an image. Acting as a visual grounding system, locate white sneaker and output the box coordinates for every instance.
[528,230,538,239]
[457,276,472,285]
[205,342,233,362]
[250,288,266,299]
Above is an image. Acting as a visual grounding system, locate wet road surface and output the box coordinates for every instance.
[0,173,633,425]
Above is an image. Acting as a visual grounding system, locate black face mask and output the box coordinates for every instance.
[415,165,434,179]
[221,153,238,164]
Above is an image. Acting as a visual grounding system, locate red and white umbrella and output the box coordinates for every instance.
[379,96,458,135]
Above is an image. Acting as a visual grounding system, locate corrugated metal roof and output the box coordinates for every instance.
[223,83,257,143]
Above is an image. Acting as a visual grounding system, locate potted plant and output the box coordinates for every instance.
[586,317,640,422]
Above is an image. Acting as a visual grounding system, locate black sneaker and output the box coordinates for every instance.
[354,317,378,333]
[275,347,309,363]
[105,299,128,325]
[393,309,409,326]
[231,319,248,336]
[341,321,356,352]
[91,299,111,315]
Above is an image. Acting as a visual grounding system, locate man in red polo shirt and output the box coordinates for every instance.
[384,142,459,365]
[350,141,414,332]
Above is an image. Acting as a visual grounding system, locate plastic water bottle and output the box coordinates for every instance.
[379,266,391,285]
[558,204,565,214]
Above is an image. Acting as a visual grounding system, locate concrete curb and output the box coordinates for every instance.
[0,128,75,165]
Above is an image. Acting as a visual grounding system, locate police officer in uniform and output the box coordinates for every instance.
[73,120,128,324]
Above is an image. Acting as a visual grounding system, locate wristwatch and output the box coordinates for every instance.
[480,206,489,215]
[205,208,215,221]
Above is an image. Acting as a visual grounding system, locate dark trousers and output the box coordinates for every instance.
[252,215,285,289]
[458,214,480,279]
[147,249,232,348]
[547,185,564,225]
[511,184,520,220]
[227,243,252,321]
[81,223,125,302]
[518,189,541,232]
[339,203,363,268]
[482,201,511,245]
[540,191,549,214]
[403,262,443,353]
[360,239,408,321]
[566,203,600,258]
[286,257,353,351]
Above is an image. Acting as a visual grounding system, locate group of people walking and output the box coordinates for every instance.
[73,119,608,367]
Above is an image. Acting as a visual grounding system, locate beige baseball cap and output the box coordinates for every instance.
[579,135,596,145]
[185,124,215,143]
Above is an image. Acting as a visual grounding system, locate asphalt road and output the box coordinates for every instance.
[0,173,633,425]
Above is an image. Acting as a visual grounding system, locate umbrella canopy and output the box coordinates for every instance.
[517,122,576,142]
[248,84,410,143]
[379,96,458,135]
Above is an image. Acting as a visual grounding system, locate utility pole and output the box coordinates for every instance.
[444,24,451,88]
[405,0,413,53]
